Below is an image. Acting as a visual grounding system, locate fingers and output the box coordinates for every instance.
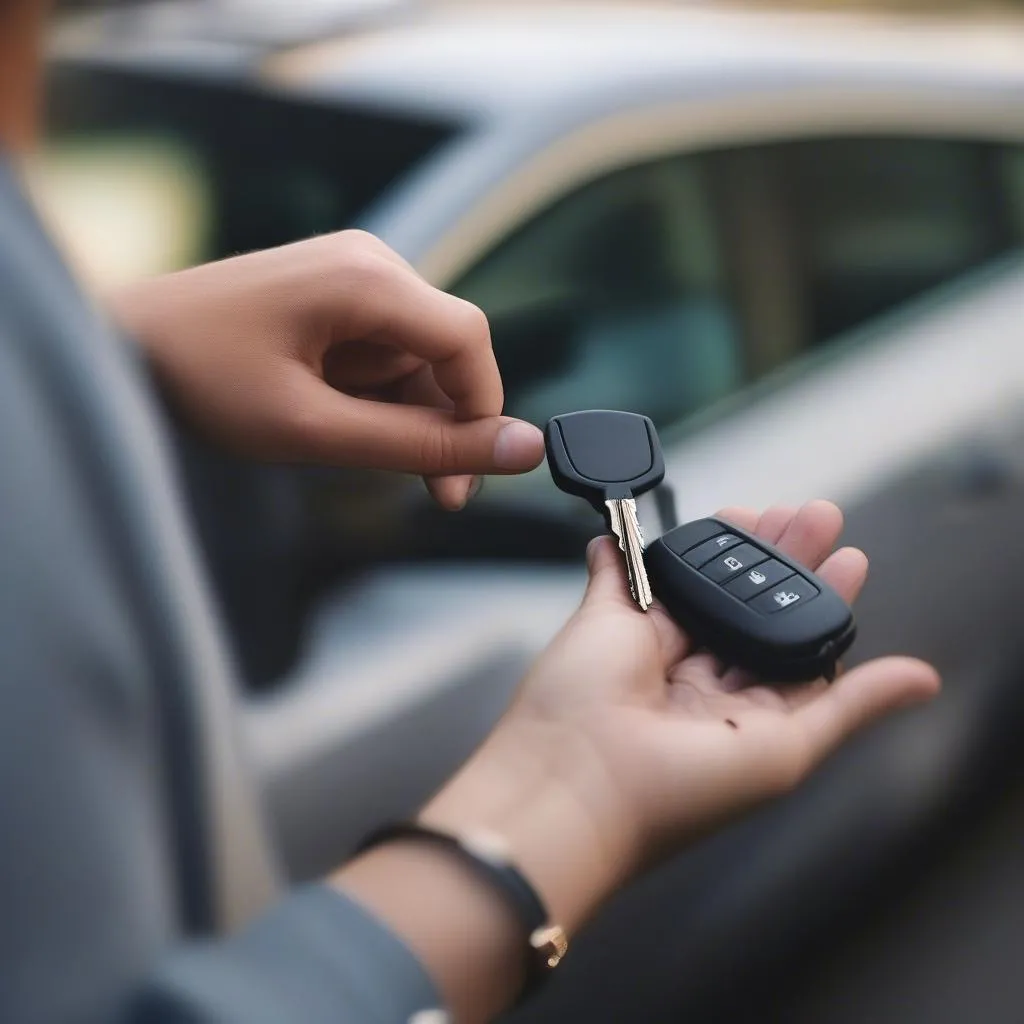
[715,506,759,533]
[720,501,848,575]
[648,607,691,672]
[395,365,476,510]
[319,240,504,421]
[815,546,869,605]
[729,501,866,600]
[771,500,844,571]
[300,233,547,481]
[583,536,634,608]
[797,656,940,767]
[292,375,544,475]
[756,506,798,544]
[584,537,691,669]
[426,475,480,511]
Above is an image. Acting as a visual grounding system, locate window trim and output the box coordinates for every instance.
[416,87,1024,288]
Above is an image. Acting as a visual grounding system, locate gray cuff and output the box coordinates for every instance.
[130,884,444,1024]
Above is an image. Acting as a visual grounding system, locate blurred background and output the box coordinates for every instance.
[31,1,1024,1021]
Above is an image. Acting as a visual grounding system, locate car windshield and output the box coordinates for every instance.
[37,64,459,289]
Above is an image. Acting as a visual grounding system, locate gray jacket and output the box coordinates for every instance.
[0,159,440,1023]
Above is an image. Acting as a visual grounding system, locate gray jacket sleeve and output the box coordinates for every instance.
[0,160,444,1024]
[131,885,443,1024]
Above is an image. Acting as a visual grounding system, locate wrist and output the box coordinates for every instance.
[418,720,643,934]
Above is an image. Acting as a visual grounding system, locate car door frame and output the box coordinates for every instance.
[366,82,1024,516]
[370,83,1024,289]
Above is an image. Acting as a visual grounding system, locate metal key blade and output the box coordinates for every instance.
[614,499,651,611]
[622,498,653,611]
[606,498,653,612]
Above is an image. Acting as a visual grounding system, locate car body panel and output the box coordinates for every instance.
[263,5,1024,120]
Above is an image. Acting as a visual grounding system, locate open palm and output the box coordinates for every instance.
[511,500,940,857]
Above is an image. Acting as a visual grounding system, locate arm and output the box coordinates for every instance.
[112,237,938,1024]
[132,505,937,1024]
[334,504,938,1023]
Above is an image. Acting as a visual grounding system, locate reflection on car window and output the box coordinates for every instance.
[708,138,1024,370]
[453,157,742,428]
[39,65,459,290]
[454,137,1024,432]
[25,134,212,291]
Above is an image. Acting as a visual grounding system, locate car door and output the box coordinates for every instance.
[446,133,1024,521]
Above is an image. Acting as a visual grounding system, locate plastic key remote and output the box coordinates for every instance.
[646,517,856,682]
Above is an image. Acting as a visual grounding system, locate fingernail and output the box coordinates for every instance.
[466,476,484,502]
[493,421,544,471]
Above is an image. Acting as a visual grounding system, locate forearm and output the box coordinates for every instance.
[334,727,640,1024]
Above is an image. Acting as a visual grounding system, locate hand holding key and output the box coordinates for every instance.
[366,497,937,1024]
[547,410,856,680]
[361,501,939,1024]
[420,501,940,940]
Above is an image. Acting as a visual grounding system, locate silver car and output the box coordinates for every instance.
[44,0,1024,876]
[40,5,1024,1020]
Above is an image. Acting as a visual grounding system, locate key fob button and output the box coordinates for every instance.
[725,559,794,601]
[701,543,768,583]
[749,576,819,615]
[662,520,728,558]
[681,533,743,567]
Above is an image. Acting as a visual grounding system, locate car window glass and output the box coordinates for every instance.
[452,156,742,429]
[38,65,458,290]
[705,138,1024,374]
[1000,146,1024,241]
[456,136,1024,438]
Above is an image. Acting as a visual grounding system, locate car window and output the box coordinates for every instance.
[37,64,460,290]
[453,136,1024,431]
[452,156,742,429]
[707,137,1024,372]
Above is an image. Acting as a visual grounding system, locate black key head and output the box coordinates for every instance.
[545,410,665,514]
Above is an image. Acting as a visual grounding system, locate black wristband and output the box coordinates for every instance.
[354,822,568,999]
[356,822,548,932]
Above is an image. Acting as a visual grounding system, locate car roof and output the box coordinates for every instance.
[269,4,1024,119]
[56,2,1024,121]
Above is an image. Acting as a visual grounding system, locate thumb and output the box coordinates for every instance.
[582,535,636,610]
[291,379,544,474]
[799,655,941,764]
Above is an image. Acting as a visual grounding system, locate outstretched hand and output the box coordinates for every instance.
[422,500,940,928]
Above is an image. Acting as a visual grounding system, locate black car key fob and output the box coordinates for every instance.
[645,517,856,682]
[545,409,857,683]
